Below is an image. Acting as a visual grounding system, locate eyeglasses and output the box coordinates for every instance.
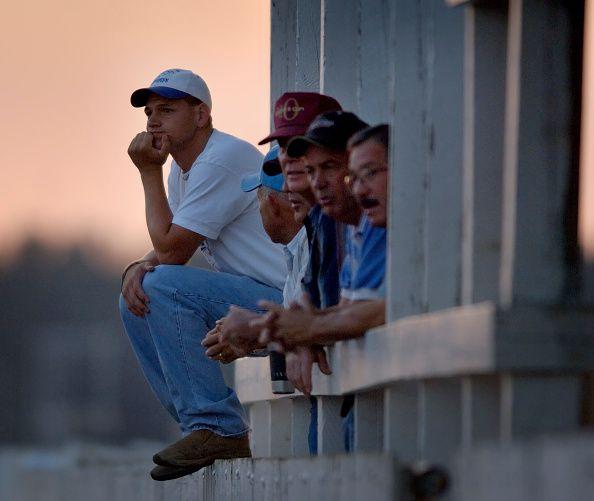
[345,166,388,187]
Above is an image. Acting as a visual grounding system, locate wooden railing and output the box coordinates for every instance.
[236,302,594,466]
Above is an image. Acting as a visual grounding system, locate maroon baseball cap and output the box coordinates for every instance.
[258,92,342,145]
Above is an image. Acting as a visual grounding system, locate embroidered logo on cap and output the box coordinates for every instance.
[275,98,305,121]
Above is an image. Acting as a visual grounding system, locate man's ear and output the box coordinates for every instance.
[194,103,211,127]
[267,193,280,214]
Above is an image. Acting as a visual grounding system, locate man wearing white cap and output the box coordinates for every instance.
[119,69,285,481]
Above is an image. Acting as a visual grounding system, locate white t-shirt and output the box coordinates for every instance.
[167,129,286,290]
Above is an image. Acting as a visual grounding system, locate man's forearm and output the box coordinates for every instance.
[141,171,175,253]
[139,249,160,266]
[121,249,159,284]
[309,299,386,345]
[139,170,204,264]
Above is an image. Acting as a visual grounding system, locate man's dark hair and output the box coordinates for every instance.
[183,96,213,127]
[347,123,390,151]
[184,96,204,107]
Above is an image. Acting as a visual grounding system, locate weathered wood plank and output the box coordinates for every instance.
[461,2,508,305]
[249,402,271,458]
[388,0,464,318]
[388,0,429,320]
[271,0,297,106]
[357,0,394,123]
[354,389,384,451]
[461,375,501,448]
[425,0,465,313]
[295,0,321,91]
[269,399,293,457]
[500,375,582,441]
[383,382,420,462]
[317,396,344,454]
[454,436,594,501]
[290,397,311,456]
[500,0,582,307]
[420,379,463,464]
[320,0,359,110]
[237,304,594,400]
[340,302,496,393]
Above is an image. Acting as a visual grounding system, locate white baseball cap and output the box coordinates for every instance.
[130,69,212,109]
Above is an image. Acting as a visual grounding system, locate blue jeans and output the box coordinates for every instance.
[343,407,354,453]
[308,396,318,455]
[119,265,282,437]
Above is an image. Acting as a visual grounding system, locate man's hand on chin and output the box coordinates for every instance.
[128,132,171,173]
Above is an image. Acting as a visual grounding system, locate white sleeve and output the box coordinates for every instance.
[171,161,254,239]
[167,165,180,213]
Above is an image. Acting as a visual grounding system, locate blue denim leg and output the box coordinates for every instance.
[342,407,355,453]
[308,396,318,455]
[119,293,183,426]
[119,265,282,436]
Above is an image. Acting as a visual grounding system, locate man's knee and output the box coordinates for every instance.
[118,293,131,319]
[141,264,182,296]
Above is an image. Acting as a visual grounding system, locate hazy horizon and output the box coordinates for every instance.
[1,0,592,268]
[0,0,270,265]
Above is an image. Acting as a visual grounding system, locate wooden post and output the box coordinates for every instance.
[295,0,321,91]
[290,397,311,456]
[270,0,297,104]
[420,379,463,464]
[500,375,582,441]
[317,396,344,454]
[500,0,584,308]
[269,399,293,457]
[461,376,502,449]
[249,402,270,458]
[461,1,508,305]
[320,0,359,110]
[248,400,290,458]
[388,0,465,320]
[354,389,384,451]
[357,0,395,123]
[383,382,420,462]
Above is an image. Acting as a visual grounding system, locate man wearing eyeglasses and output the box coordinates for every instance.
[347,124,389,229]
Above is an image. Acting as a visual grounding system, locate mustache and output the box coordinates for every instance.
[360,198,379,209]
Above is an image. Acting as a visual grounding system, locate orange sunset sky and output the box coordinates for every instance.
[0,0,270,265]
[0,0,593,267]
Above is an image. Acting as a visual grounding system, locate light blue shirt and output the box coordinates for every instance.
[340,216,386,301]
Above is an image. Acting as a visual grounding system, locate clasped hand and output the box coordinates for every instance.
[251,293,318,351]
[128,132,171,173]
[201,307,262,364]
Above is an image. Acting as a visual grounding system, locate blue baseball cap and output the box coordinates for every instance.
[241,147,284,192]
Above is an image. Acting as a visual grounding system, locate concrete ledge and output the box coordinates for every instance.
[0,446,399,501]
[453,433,594,501]
[236,302,594,402]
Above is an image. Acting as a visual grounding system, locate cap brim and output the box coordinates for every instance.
[241,173,262,192]
[286,136,326,158]
[262,158,282,176]
[130,87,193,107]
[257,124,310,145]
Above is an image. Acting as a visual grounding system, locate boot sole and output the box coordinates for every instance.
[150,462,212,482]
[153,449,252,467]
[153,450,252,468]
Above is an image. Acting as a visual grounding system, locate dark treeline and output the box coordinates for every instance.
[0,239,176,445]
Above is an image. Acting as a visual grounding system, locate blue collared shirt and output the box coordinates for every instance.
[302,205,342,309]
[339,215,386,301]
